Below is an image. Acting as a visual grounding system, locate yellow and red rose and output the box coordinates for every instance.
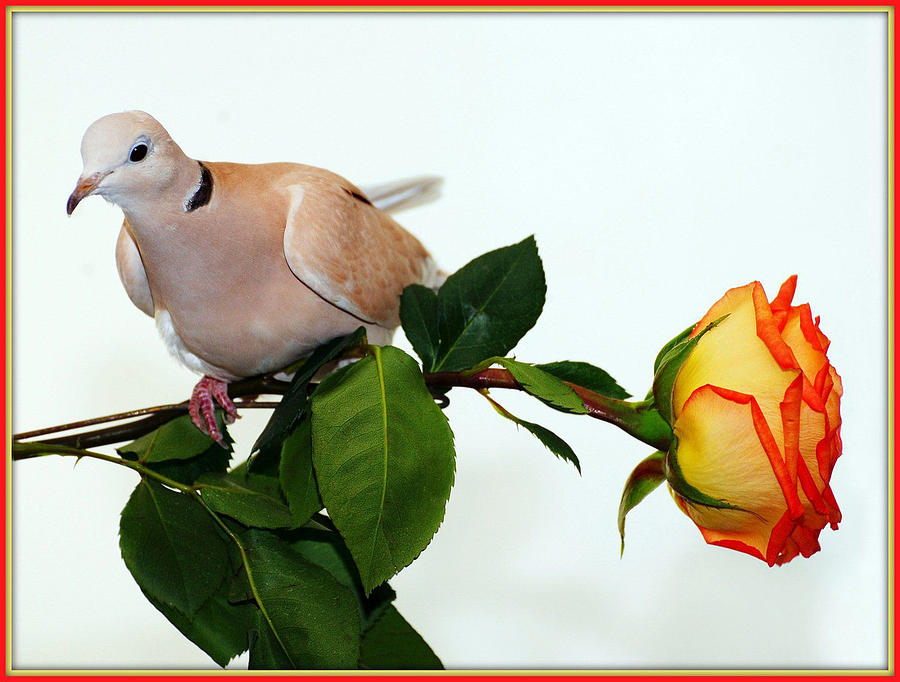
[656,277,842,565]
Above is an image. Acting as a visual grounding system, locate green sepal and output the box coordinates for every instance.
[664,438,744,513]
[617,451,666,556]
[252,327,367,455]
[644,324,694,400]
[651,316,727,425]
[653,324,695,375]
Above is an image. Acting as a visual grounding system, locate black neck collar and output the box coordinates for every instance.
[185,162,213,212]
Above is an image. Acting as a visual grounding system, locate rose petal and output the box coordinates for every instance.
[673,385,797,557]
[782,304,829,385]
[674,283,793,427]
[669,277,842,565]
[752,282,799,371]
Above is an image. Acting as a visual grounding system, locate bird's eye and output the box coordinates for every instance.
[129,143,148,162]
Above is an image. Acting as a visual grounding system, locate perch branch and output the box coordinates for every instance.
[12,368,671,454]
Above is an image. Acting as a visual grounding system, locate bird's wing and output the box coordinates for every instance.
[282,175,434,328]
[361,175,443,213]
[115,220,154,317]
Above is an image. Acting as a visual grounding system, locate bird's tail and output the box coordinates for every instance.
[363,175,448,291]
[363,175,443,213]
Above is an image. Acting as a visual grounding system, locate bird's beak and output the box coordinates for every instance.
[66,170,110,215]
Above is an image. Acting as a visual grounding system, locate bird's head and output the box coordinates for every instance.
[67,111,189,215]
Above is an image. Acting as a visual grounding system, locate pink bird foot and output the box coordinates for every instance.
[189,375,239,446]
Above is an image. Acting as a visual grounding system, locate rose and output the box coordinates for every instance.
[660,276,842,566]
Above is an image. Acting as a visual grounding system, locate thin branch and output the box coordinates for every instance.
[15,401,283,440]
[426,369,672,449]
[16,405,190,440]
[12,367,671,454]
[13,374,290,450]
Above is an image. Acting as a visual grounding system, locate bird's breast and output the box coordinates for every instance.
[128,200,373,379]
[154,309,239,381]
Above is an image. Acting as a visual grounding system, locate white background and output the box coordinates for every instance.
[11,11,887,670]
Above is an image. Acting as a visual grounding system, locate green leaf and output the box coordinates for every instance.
[399,284,441,371]
[142,443,232,487]
[224,456,253,481]
[488,357,587,414]
[119,479,230,617]
[311,346,456,593]
[537,360,631,400]
[253,327,367,455]
[197,472,295,529]
[249,612,294,670]
[283,527,359,591]
[617,451,666,556]
[141,574,255,667]
[359,605,443,670]
[483,393,581,473]
[651,316,727,425]
[116,414,233,486]
[279,419,322,527]
[118,414,230,463]
[242,529,360,669]
[283,527,397,626]
[228,564,254,606]
[241,445,281,479]
[432,236,546,372]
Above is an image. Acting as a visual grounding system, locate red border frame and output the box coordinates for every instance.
[2,3,894,680]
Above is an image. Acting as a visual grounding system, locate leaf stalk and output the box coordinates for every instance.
[425,369,673,450]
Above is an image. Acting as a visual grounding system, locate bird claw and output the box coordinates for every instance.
[189,375,238,446]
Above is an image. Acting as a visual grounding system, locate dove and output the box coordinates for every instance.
[67,111,445,445]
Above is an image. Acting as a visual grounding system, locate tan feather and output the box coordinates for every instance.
[70,112,441,382]
[281,166,432,328]
[115,219,154,317]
